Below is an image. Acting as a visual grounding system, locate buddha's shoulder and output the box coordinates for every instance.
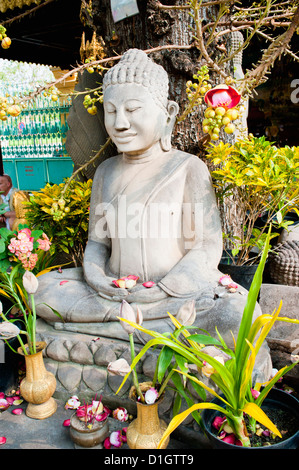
[171,149,209,171]
[93,155,122,176]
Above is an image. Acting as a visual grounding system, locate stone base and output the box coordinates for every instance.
[259,284,299,388]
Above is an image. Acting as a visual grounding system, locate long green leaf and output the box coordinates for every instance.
[235,227,271,370]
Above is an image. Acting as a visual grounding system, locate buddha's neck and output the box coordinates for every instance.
[122,142,165,164]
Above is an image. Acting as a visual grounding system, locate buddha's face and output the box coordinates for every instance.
[104,83,167,156]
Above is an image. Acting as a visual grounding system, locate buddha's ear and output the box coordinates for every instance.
[160,100,179,152]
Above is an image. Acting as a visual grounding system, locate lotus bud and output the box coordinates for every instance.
[119,300,143,335]
[0,321,20,340]
[176,300,196,326]
[107,358,131,376]
[144,387,159,404]
[22,271,39,294]
[250,388,260,399]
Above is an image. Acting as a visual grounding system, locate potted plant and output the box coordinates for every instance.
[24,178,92,267]
[205,136,299,271]
[0,225,61,419]
[108,299,195,449]
[69,395,110,448]
[118,229,299,448]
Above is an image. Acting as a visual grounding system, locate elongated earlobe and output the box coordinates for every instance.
[160,101,179,152]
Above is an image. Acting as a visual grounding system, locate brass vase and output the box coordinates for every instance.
[18,341,57,419]
[126,382,170,449]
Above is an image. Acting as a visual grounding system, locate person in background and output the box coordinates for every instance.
[0,174,17,229]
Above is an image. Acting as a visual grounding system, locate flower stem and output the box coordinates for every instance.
[129,333,145,403]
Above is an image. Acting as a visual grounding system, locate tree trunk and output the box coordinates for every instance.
[80,0,232,156]
[76,0,243,245]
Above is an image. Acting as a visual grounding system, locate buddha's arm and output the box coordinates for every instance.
[83,164,127,300]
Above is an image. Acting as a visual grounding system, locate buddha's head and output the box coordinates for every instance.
[102,49,179,155]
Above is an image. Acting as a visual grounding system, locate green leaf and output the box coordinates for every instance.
[187,334,222,346]
[157,346,173,383]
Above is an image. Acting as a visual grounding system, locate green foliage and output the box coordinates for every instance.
[117,229,299,447]
[205,136,299,265]
[24,178,92,266]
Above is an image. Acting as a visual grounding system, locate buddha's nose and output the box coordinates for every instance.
[114,109,130,130]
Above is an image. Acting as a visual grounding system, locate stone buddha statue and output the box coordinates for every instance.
[35,49,271,380]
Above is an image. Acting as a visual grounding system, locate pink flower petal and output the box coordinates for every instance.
[6,397,15,405]
[222,434,236,444]
[0,436,6,445]
[12,399,23,405]
[142,281,155,288]
[204,85,241,109]
[0,393,5,399]
[127,275,139,281]
[12,408,23,415]
[103,437,111,449]
[59,280,69,285]
[63,419,71,427]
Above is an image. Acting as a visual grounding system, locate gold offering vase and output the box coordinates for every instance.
[18,341,57,419]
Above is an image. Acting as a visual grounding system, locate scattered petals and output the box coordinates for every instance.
[212,416,226,430]
[113,275,139,289]
[11,408,23,415]
[63,419,71,427]
[59,280,69,286]
[103,437,111,449]
[142,281,155,288]
[0,436,6,445]
[0,399,10,411]
[112,407,128,422]
[64,395,81,410]
[222,434,236,444]
[219,275,238,291]
[144,387,159,405]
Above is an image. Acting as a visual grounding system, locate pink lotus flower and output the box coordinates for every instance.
[37,233,51,251]
[64,395,81,410]
[112,407,128,422]
[113,275,139,289]
[144,387,159,405]
[109,430,123,448]
[204,84,241,109]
